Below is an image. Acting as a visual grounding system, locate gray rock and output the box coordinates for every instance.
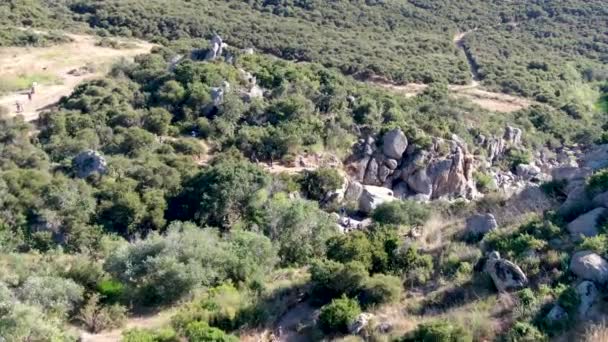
[551,166,591,182]
[211,87,225,106]
[515,164,541,180]
[558,183,591,217]
[385,159,398,170]
[546,305,568,322]
[504,126,522,145]
[407,169,432,196]
[363,157,380,185]
[378,164,392,183]
[465,213,498,238]
[592,191,608,208]
[575,280,598,317]
[205,34,224,60]
[348,313,373,335]
[582,144,608,171]
[567,207,606,240]
[392,181,411,199]
[382,129,408,159]
[570,251,608,284]
[359,185,396,214]
[72,150,108,178]
[484,251,528,292]
[344,180,364,203]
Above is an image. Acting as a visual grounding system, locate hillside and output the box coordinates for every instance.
[0,1,608,342]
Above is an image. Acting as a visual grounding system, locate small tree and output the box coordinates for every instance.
[299,167,343,201]
[78,293,127,333]
[317,296,361,334]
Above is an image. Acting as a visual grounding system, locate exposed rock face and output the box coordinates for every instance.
[349,313,373,335]
[205,34,224,60]
[592,191,608,208]
[344,180,364,203]
[570,251,608,284]
[382,129,408,159]
[350,133,476,200]
[504,126,522,146]
[358,185,396,214]
[73,150,108,178]
[567,207,606,240]
[515,163,541,181]
[465,213,498,238]
[575,280,598,317]
[558,182,591,217]
[582,144,608,171]
[484,251,528,292]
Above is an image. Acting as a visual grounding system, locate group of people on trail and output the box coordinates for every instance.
[14,83,36,114]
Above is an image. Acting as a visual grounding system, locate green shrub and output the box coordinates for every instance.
[326,231,374,270]
[401,320,472,342]
[502,322,547,342]
[505,149,531,170]
[540,180,568,201]
[395,246,434,286]
[358,274,402,308]
[474,172,496,194]
[557,286,580,316]
[317,296,361,334]
[578,234,608,255]
[184,322,239,342]
[299,168,343,201]
[588,169,608,194]
[371,201,431,227]
[97,279,125,303]
[122,328,179,342]
[310,259,368,304]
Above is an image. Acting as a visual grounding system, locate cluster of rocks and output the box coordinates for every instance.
[348,128,477,201]
[72,150,107,178]
[238,68,264,102]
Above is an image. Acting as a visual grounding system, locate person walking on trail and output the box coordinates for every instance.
[31,82,37,95]
[27,91,32,101]
[15,101,22,113]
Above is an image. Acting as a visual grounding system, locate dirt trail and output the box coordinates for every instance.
[0,32,155,121]
[367,31,531,113]
[73,309,174,342]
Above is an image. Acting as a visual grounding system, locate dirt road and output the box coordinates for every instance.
[0,33,155,121]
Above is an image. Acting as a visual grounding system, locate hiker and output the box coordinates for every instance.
[31,82,37,94]
[27,91,32,101]
[15,101,22,113]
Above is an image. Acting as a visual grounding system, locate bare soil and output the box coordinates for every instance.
[0,32,155,121]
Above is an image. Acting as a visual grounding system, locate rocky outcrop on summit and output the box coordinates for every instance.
[570,251,608,284]
[72,150,108,178]
[349,130,476,201]
[484,251,528,292]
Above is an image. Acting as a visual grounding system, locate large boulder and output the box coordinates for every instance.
[382,129,408,159]
[359,185,396,214]
[205,34,224,60]
[504,126,522,145]
[465,213,498,238]
[344,180,364,203]
[484,251,528,292]
[558,182,591,217]
[567,207,606,240]
[546,305,568,322]
[575,280,599,317]
[72,150,108,178]
[570,251,608,284]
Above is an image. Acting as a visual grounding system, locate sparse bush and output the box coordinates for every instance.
[474,172,496,193]
[78,293,127,333]
[299,168,343,201]
[122,328,179,342]
[184,321,239,342]
[588,169,608,195]
[540,179,568,201]
[358,274,402,308]
[502,321,547,342]
[401,320,472,342]
[371,201,431,227]
[318,296,361,334]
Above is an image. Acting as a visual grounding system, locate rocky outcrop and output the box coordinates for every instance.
[484,251,528,292]
[72,150,108,178]
[344,180,364,203]
[575,280,598,317]
[546,305,568,322]
[382,129,407,159]
[567,207,606,240]
[358,185,396,214]
[570,251,608,284]
[515,163,541,181]
[465,213,498,238]
[349,131,476,201]
[205,34,224,60]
